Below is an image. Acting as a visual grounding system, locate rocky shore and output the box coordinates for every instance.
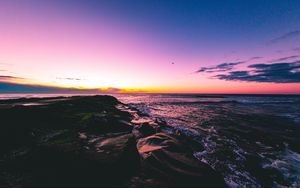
[0,95,226,187]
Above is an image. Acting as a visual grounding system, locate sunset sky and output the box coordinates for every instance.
[0,0,300,94]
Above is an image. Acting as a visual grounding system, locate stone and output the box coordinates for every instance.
[132,123,156,139]
[137,133,227,187]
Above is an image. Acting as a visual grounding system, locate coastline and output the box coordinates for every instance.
[0,95,226,187]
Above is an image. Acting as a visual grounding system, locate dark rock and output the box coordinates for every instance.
[85,133,140,167]
[0,95,132,154]
[173,130,205,152]
[137,133,227,187]
[8,132,141,187]
[128,175,169,188]
[132,122,157,139]
[0,96,137,187]
[80,112,132,134]
[0,95,227,188]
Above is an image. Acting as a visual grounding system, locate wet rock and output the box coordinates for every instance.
[132,123,157,139]
[173,130,205,152]
[0,95,132,154]
[11,132,141,187]
[128,175,169,188]
[85,133,139,167]
[80,112,132,133]
[137,133,227,187]
[0,95,227,187]
[0,96,138,187]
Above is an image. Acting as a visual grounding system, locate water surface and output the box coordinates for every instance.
[114,94,300,187]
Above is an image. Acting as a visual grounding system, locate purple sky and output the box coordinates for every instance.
[0,0,300,93]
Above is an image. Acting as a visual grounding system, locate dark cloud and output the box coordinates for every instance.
[0,75,23,81]
[268,30,300,44]
[196,57,262,73]
[0,76,123,93]
[248,56,263,61]
[0,82,122,93]
[196,61,245,73]
[0,82,64,93]
[214,61,300,83]
[269,55,299,63]
[0,75,18,78]
[293,47,300,52]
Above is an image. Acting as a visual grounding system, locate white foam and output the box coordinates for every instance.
[262,149,300,187]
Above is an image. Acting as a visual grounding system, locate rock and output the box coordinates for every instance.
[86,133,140,167]
[128,175,169,188]
[0,95,228,187]
[16,132,141,187]
[132,123,157,139]
[137,133,227,187]
[80,112,132,134]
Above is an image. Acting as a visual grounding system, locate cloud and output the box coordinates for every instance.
[196,61,245,73]
[0,75,19,78]
[196,56,262,73]
[56,77,84,81]
[268,30,300,44]
[248,56,263,61]
[0,82,122,93]
[269,55,299,63]
[214,61,300,83]
[0,82,65,93]
[0,75,24,82]
[0,76,124,93]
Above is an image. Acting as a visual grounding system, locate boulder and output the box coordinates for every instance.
[14,132,140,187]
[81,113,132,134]
[137,133,227,187]
[132,122,157,139]
[86,133,139,167]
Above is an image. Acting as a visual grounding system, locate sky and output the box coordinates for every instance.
[0,0,300,94]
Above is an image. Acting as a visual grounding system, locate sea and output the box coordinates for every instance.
[1,93,300,188]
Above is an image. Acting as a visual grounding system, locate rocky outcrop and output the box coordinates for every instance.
[132,122,157,139]
[0,95,226,188]
[136,133,227,187]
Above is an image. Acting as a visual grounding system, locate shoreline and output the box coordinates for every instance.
[0,95,226,187]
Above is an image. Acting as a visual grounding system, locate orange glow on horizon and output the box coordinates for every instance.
[2,77,299,94]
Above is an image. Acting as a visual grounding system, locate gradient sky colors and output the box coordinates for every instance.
[0,0,300,94]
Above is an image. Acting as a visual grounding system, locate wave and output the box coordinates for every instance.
[157,100,239,105]
[143,100,300,105]
[234,99,300,104]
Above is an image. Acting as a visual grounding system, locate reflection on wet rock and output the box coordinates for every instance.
[137,133,227,187]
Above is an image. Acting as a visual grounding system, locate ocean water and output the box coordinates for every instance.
[115,94,300,188]
[1,93,300,187]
